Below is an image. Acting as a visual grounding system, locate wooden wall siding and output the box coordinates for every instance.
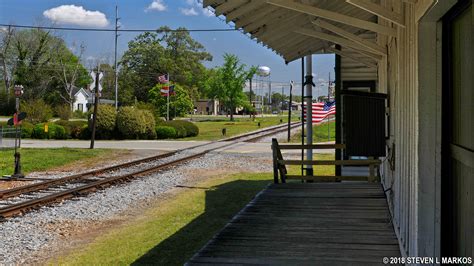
[341,33,378,82]
[378,0,427,257]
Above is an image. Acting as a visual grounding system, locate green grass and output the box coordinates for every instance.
[185,116,294,141]
[290,121,335,143]
[52,155,336,265]
[286,153,336,177]
[54,172,273,265]
[0,148,114,176]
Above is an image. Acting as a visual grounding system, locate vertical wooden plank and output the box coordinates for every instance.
[272,138,279,184]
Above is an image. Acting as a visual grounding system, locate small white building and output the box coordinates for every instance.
[73,87,115,113]
[73,88,91,113]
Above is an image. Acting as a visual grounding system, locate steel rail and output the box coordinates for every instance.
[0,122,300,218]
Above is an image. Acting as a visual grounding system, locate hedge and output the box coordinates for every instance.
[157,120,199,138]
[141,109,157,140]
[32,123,67,139]
[116,107,147,139]
[55,120,88,139]
[155,126,176,139]
[88,105,117,139]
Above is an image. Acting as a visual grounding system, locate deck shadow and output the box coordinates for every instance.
[131,179,270,266]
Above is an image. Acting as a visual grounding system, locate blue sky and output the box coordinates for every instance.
[0,0,335,96]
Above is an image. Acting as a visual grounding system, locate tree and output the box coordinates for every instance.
[52,43,90,110]
[148,83,193,119]
[0,26,15,95]
[205,54,256,121]
[0,28,89,106]
[119,27,212,104]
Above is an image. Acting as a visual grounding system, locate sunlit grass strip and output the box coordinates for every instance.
[0,148,115,177]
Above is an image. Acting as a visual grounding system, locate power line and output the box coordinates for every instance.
[0,23,239,33]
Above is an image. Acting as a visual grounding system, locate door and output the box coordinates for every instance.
[442,0,473,258]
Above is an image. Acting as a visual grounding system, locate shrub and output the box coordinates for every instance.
[72,110,87,119]
[20,122,34,138]
[155,126,176,139]
[32,123,67,139]
[141,109,157,139]
[55,104,72,120]
[0,91,15,116]
[157,120,199,138]
[88,105,117,139]
[116,106,147,139]
[55,120,88,139]
[170,120,199,137]
[21,99,53,124]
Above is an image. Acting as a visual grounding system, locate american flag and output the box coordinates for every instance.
[158,74,168,84]
[169,84,176,96]
[160,85,169,96]
[161,84,176,97]
[303,101,336,123]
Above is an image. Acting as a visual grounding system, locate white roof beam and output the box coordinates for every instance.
[214,0,247,16]
[203,0,222,8]
[234,6,277,29]
[267,0,397,36]
[325,46,377,69]
[226,1,265,22]
[346,0,405,27]
[294,28,382,56]
[344,46,383,61]
[312,19,386,56]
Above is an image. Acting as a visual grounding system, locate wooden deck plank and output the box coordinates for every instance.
[187,182,400,265]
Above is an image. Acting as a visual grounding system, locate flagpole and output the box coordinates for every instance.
[327,72,330,141]
[167,73,170,121]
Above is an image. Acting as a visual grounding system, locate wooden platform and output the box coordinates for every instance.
[188,182,400,265]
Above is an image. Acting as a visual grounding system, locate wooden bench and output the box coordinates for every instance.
[271,138,381,183]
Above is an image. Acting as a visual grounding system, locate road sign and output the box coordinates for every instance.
[14,85,24,97]
[90,71,104,92]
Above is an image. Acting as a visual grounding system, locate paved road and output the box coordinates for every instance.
[20,139,335,155]
[20,140,209,152]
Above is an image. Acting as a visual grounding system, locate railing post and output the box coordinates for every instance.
[368,156,375,182]
[272,138,279,184]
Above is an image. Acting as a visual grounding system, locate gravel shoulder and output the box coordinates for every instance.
[0,151,272,264]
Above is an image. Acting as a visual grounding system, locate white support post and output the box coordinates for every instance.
[305,55,313,176]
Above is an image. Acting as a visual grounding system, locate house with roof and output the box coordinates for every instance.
[73,87,115,113]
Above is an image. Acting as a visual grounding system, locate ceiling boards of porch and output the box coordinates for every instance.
[203,0,399,63]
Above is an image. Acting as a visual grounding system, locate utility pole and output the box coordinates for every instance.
[114,5,120,109]
[90,67,101,149]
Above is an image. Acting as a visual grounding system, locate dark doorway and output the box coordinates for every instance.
[442,0,473,258]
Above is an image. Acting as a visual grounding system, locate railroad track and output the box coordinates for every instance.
[0,122,301,219]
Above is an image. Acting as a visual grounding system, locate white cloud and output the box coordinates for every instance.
[202,8,215,17]
[180,7,199,16]
[146,0,167,12]
[43,5,109,27]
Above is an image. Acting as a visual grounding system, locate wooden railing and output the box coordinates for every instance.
[271,138,381,184]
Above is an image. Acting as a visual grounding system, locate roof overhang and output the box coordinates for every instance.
[203,0,401,63]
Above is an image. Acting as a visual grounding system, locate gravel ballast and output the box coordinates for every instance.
[0,151,272,264]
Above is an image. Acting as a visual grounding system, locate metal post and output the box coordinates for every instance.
[305,55,313,176]
[328,72,331,141]
[287,81,293,142]
[90,69,100,149]
[167,73,170,121]
[249,78,252,104]
[12,86,23,178]
[301,58,305,177]
[114,5,120,110]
